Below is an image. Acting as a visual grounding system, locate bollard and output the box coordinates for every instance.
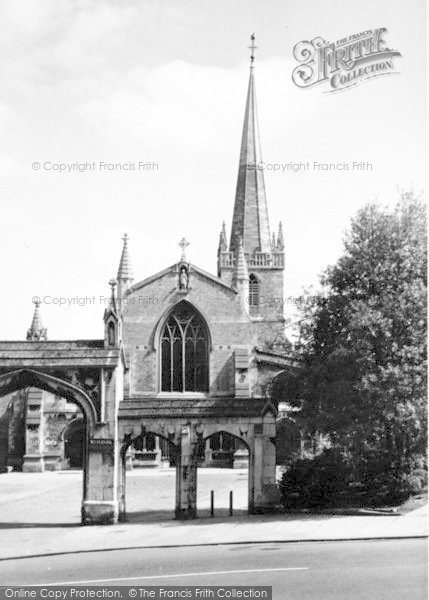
[210,490,214,517]
[229,490,233,516]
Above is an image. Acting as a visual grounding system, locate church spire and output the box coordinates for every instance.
[229,34,271,256]
[117,233,134,281]
[26,299,48,341]
[117,233,134,300]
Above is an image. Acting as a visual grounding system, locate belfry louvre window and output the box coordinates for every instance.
[249,274,259,306]
[161,302,209,392]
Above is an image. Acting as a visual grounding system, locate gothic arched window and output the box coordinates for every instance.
[161,302,209,392]
[249,274,260,307]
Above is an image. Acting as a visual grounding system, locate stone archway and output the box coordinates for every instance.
[0,369,98,428]
[201,430,251,515]
[0,370,95,523]
[0,341,124,525]
[119,431,180,521]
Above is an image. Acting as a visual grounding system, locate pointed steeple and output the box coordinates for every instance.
[218,221,228,252]
[229,35,271,256]
[277,221,284,251]
[117,233,134,281]
[26,299,48,341]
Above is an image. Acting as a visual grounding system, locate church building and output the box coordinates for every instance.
[0,40,297,523]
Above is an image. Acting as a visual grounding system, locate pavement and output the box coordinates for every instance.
[0,469,427,561]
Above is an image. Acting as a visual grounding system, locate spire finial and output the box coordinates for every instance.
[178,237,190,261]
[117,233,134,282]
[248,33,257,68]
[218,222,228,252]
[108,278,118,311]
[277,221,284,251]
[27,298,48,341]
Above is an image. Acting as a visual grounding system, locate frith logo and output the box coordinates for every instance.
[292,28,401,92]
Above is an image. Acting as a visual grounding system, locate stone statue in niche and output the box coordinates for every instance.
[108,322,115,346]
[179,265,188,291]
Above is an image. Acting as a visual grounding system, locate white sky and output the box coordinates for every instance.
[0,0,426,340]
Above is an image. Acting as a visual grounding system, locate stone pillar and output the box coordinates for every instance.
[175,424,198,519]
[22,388,45,472]
[251,417,280,512]
[81,366,122,525]
[124,446,133,471]
[118,450,126,522]
[82,439,118,524]
[6,390,26,471]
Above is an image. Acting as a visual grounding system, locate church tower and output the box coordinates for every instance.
[218,35,285,324]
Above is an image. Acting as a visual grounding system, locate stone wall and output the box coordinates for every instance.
[122,264,285,398]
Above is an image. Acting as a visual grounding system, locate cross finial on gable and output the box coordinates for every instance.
[178,237,190,261]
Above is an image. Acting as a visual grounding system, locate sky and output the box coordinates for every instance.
[0,0,426,340]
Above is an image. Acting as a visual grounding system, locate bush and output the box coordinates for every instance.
[279,449,428,509]
[279,449,353,509]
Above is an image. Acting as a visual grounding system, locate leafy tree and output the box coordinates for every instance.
[288,192,427,503]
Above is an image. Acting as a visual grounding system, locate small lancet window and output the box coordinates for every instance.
[249,274,259,307]
[107,322,116,347]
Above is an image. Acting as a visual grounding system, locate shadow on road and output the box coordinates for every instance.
[123,508,250,523]
[0,522,79,529]
[0,510,332,532]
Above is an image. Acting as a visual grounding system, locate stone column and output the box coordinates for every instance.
[81,366,122,525]
[251,417,280,512]
[124,446,133,471]
[175,424,198,519]
[118,449,126,522]
[22,388,45,472]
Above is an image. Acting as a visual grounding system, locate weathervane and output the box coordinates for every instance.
[248,33,257,67]
[178,237,190,261]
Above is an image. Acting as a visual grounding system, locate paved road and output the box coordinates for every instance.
[0,539,426,599]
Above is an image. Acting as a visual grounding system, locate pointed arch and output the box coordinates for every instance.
[155,300,211,393]
[152,300,213,352]
[0,369,97,429]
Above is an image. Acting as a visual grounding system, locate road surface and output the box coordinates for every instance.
[0,538,426,599]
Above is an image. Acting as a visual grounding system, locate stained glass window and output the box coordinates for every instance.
[161,302,209,392]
